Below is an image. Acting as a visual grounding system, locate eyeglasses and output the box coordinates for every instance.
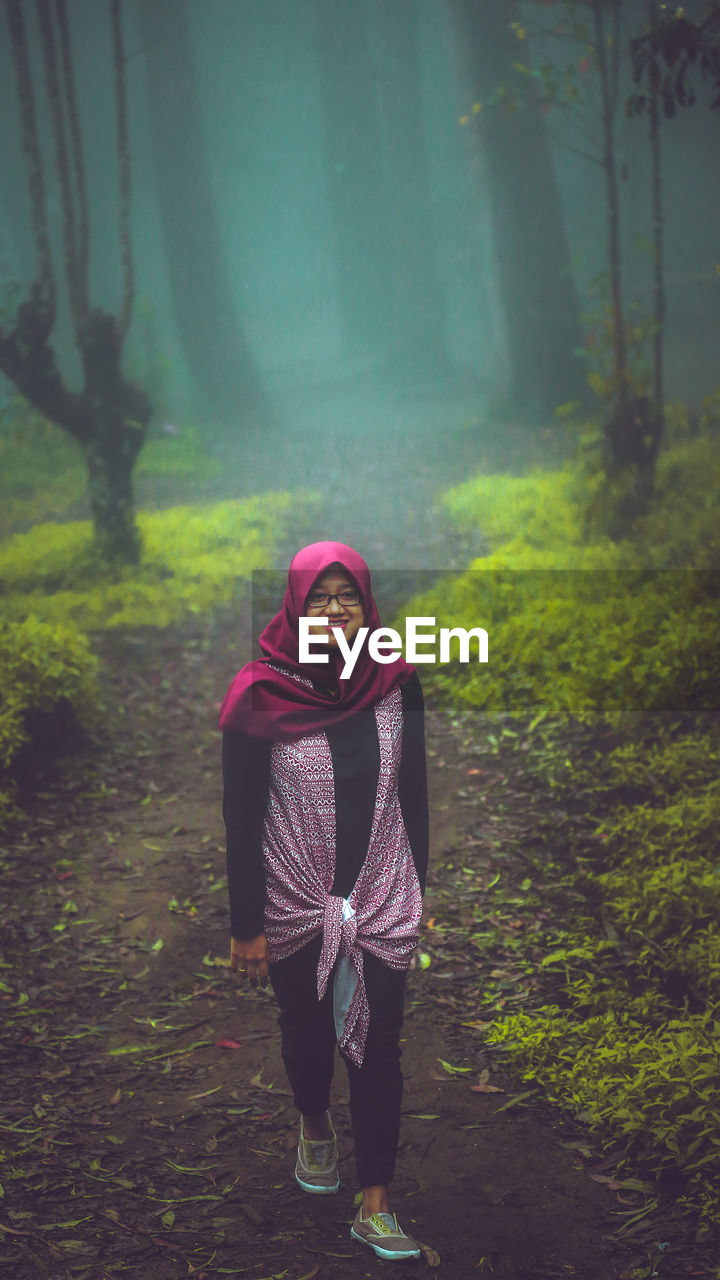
[305,588,361,610]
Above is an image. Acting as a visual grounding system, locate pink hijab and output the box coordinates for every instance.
[219,541,413,740]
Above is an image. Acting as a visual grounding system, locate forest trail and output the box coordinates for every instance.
[2,606,649,1280]
[1,400,652,1278]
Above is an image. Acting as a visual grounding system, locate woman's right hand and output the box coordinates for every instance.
[230,933,269,987]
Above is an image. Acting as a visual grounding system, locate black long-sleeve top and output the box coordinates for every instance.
[222,672,429,939]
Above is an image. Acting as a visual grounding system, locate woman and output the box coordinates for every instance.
[220,541,429,1262]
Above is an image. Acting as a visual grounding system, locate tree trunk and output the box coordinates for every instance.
[83,427,142,565]
[449,0,585,417]
[137,0,269,428]
[2,0,152,564]
[372,0,450,377]
[594,0,659,518]
[593,0,630,452]
[313,0,393,364]
[648,0,664,484]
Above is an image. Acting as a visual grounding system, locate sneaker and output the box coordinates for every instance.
[351,1208,421,1260]
[294,1114,340,1194]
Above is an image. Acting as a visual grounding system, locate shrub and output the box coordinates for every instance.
[0,488,319,820]
[0,617,98,820]
[427,425,720,1224]
[401,432,720,720]
[485,1007,720,1207]
[0,492,318,631]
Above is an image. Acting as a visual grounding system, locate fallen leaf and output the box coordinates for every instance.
[418,1242,441,1266]
[438,1058,472,1075]
[494,1089,536,1112]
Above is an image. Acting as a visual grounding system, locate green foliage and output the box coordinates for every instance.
[0,397,86,536]
[403,431,720,720]
[578,292,659,403]
[0,488,318,821]
[0,396,227,537]
[629,6,720,117]
[0,492,317,631]
[598,789,720,870]
[440,466,585,551]
[426,425,720,1224]
[136,423,223,479]
[0,617,99,821]
[480,712,720,1223]
[486,1007,720,1193]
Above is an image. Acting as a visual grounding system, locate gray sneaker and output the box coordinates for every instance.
[294,1114,339,1194]
[351,1208,421,1260]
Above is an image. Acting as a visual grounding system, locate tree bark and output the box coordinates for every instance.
[137,0,269,427]
[648,0,664,478]
[1,0,151,564]
[0,299,151,560]
[83,425,142,565]
[593,0,629,446]
[372,0,450,376]
[313,0,393,364]
[449,0,585,416]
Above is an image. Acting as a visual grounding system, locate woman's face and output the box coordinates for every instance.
[304,568,365,650]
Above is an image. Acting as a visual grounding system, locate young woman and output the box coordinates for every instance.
[220,541,429,1261]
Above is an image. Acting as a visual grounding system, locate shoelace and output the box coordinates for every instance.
[366,1212,401,1236]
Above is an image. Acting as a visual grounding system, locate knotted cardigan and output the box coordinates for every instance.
[223,672,429,1066]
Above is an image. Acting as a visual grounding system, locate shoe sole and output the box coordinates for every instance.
[295,1169,340,1195]
[350,1226,421,1260]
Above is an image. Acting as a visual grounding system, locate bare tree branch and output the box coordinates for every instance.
[610,0,623,105]
[3,0,55,330]
[56,0,89,321]
[111,0,133,342]
[0,293,93,441]
[35,0,83,329]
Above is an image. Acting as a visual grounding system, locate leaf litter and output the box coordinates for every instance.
[1,583,708,1278]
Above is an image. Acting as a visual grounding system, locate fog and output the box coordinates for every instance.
[1,0,718,527]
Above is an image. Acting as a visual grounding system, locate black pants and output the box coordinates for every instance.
[269,932,407,1188]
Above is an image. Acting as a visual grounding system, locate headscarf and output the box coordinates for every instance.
[218,541,413,739]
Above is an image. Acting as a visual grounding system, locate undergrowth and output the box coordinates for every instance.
[0,489,318,821]
[0,396,223,537]
[414,410,720,1230]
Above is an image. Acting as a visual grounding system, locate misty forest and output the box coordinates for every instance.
[1,0,719,1276]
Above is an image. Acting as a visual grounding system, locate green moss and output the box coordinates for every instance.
[485,1006,720,1206]
[427,423,720,1224]
[0,617,99,821]
[0,487,319,818]
[136,423,223,478]
[400,432,720,719]
[597,788,720,869]
[0,491,319,630]
[0,398,228,537]
[0,401,86,535]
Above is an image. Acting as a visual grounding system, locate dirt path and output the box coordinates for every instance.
[2,403,661,1278]
[1,601,651,1280]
